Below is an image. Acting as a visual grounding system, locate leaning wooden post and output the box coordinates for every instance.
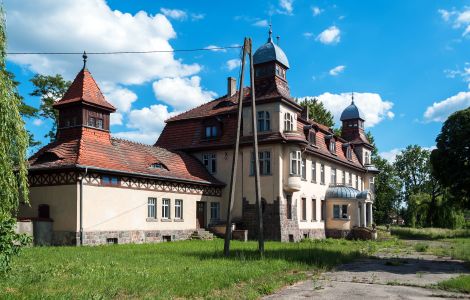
[248,38,264,254]
[224,38,248,257]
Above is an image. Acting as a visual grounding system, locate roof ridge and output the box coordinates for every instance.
[111,137,154,148]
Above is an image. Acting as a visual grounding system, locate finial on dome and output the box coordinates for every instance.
[351,92,354,104]
[268,23,273,42]
[82,51,88,69]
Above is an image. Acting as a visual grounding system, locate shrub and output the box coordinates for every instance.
[0,214,31,275]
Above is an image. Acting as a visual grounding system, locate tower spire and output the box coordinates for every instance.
[82,51,88,69]
[268,23,273,42]
[351,92,355,104]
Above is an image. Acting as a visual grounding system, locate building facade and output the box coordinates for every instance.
[19,31,379,245]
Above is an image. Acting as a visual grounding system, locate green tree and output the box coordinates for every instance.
[0,6,30,274]
[299,97,335,128]
[431,107,470,209]
[30,74,71,141]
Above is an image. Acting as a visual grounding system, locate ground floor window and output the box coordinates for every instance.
[321,200,326,221]
[210,202,220,221]
[333,204,348,219]
[301,197,307,220]
[286,195,292,219]
[311,199,316,221]
[162,198,170,219]
[175,199,183,219]
[148,197,156,219]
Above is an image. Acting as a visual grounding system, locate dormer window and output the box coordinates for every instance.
[346,146,353,160]
[308,130,316,145]
[329,139,336,154]
[364,151,371,165]
[205,126,218,138]
[284,113,293,131]
[150,162,167,170]
[257,111,270,132]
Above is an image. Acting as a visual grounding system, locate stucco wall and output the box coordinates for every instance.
[325,199,360,231]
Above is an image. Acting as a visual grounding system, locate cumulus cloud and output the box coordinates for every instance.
[160,8,187,20]
[438,7,470,37]
[278,0,294,15]
[316,26,341,44]
[226,59,241,71]
[253,19,269,27]
[5,0,200,84]
[299,92,394,128]
[423,91,470,122]
[312,6,322,16]
[329,65,346,76]
[152,76,217,111]
[114,104,178,144]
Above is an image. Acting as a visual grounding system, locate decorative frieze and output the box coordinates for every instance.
[29,172,78,186]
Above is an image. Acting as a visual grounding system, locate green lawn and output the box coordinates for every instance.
[0,238,394,299]
[438,275,470,294]
[390,227,470,240]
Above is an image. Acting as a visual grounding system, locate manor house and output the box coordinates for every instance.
[19,30,379,245]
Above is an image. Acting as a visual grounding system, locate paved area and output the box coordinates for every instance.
[264,253,470,300]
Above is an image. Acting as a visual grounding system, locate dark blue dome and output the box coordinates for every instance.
[253,29,290,68]
[340,101,365,121]
[325,185,359,200]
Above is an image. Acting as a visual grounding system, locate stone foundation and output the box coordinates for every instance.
[51,230,194,246]
[325,229,352,239]
[242,197,281,241]
[279,196,302,242]
[300,228,326,240]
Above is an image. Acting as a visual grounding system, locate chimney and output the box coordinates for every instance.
[227,77,236,96]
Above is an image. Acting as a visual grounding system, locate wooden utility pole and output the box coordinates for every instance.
[248,38,264,254]
[224,38,248,257]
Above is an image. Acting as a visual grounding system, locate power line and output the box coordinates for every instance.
[6,45,242,55]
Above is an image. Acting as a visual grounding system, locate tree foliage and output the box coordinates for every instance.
[431,107,470,209]
[29,74,71,141]
[0,6,30,274]
[298,97,335,128]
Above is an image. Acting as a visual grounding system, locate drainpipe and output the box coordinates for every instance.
[79,167,88,246]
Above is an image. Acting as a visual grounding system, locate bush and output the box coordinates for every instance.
[0,214,31,275]
[414,243,429,252]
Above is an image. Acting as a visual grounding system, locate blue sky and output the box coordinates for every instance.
[5,0,470,160]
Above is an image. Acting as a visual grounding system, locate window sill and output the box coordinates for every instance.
[311,219,318,222]
[311,181,317,184]
[146,218,158,222]
[161,218,172,222]
[174,219,184,222]
[300,220,307,222]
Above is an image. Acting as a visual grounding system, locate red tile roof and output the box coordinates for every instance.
[53,68,116,111]
[29,127,222,186]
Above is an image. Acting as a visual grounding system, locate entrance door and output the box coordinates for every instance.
[196,202,206,229]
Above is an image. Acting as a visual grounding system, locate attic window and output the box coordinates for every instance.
[213,100,235,109]
[329,139,336,154]
[308,130,316,145]
[346,147,353,160]
[36,152,61,164]
[150,162,167,170]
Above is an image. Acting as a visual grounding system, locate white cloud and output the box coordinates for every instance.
[279,0,294,15]
[312,6,322,16]
[303,32,314,38]
[110,112,123,126]
[316,26,341,45]
[114,104,177,144]
[380,146,436,163]
[160,8,187,20]
[152,76,217,111]
[444,62,470,88]
[191,13,205,21]
[32,119,43,126]
[423,91,470,122]
[226,59,241,71]
[299,92,394,128]
[5,0,200,85]
[100,82,138,112]
[439,7,470,36]
[329,65,346,76]
[253,19,269,27]
[204,45,227,52]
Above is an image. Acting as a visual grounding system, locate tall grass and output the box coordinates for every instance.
[0,238,393,299]
[390,227,470,240]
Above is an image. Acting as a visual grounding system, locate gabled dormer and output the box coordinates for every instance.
[53,56,116,141]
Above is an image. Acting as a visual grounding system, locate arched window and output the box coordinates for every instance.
[257,111,270,132]
[284,113,293,131]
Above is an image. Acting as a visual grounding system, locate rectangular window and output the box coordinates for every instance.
[102,175,119,186]
[175,199,183,219]
[365,151,370,164]
[203,153,216,173]
[333,204,340,219]
[88,117,95,127]
[348,172,352,186]
[148,197,156,219]
[312,199,316,221]
[257,111,270,132]
[333,204,349,219]
[342,170,346,185]
[356,175,359,189]
[301,197,306,221]
[96,118,103,129]
[329,140,336,153]
[370,177,375,192]
[320,164,325,184]
[284,113,293,131]
[330,168,337,185]
[309,131,316,145]
[286,195,292,219]
[162,198,170,219]
[210,202,220,221]
[205,126,217,138]
[311,161,317,183]
[301,158,307,180]
[321,200,326,221]
[250,151,271,175]
[290,151,301,175]
[342,204,348,219]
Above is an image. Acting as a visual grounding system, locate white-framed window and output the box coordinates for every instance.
[210,202,220,221]
[346,147,353,160]
[309,130,316,145]
[333,204,348,219]
[311,160,317,183]
[257,111,270,132]
[356,175,359,189]
[205,126,217,138]
[203,153,216,174]
[284,112,293,131]
[364,151,371,164]
[175,199,183,219]
[88,117,95,127]
[320,164,325,184]
[162,198,170,219]
[342,170,346,185]
[148,197,156,219]
[290,151,301,175]
[301,158,307,180]
[250,151,271,175]
[329,139,336,153]
[330,168,337,185]
[96,119,103,129]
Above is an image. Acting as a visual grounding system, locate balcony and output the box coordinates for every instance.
[284,175,301,192]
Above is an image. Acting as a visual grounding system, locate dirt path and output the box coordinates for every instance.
[264,252,470,300]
